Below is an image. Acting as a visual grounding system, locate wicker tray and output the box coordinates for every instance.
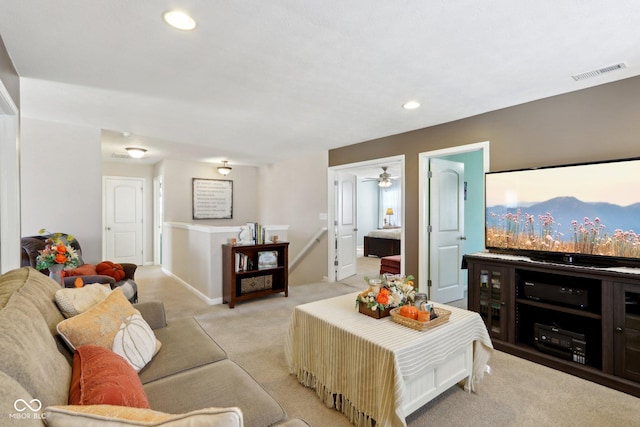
[389,307,451,331]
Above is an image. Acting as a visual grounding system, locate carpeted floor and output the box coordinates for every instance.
[135,265,640,427]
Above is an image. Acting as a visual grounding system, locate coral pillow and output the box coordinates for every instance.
[96,261,125,281]
[69,345,150,408]
[62,264,98,277]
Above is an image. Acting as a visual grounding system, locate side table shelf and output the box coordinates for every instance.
[222,242,289,308]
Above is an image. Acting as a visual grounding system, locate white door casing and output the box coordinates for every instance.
[336,173,357,280]
[104,177,143,265]
[153,176,163,265]
[429,158,465,303]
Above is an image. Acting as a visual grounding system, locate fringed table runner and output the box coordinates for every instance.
[284,292,493,427]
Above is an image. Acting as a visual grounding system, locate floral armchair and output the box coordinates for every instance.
[20,233,138,303]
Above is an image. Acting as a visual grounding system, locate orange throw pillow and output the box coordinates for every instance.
[69,345,150,408]
[95,261,125,281]
[62,264,97,277]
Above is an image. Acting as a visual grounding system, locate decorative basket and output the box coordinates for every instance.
[389,307,451,331]
[358,302,391,319]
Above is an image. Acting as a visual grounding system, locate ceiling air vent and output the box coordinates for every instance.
[112,152,132,159]
[571,62,627,81]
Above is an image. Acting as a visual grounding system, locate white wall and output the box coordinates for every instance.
[101,161,155,265]
[18,116,330,285]
[20,118,103,263]
[257,151,329,285]
[357,180,379,248]
[160,158,258,225]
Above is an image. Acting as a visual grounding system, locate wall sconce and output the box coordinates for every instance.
[217,161,232,176]
[385,208,394,227]
[126,147,147,159]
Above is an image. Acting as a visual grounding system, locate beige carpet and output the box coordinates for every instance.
[135,266,640,427]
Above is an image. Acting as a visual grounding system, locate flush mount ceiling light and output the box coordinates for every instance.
[402,101,421,110]
[126,147,147,159]
[217,161,232,176]
[162,10,196,30]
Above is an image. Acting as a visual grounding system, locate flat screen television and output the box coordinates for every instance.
[485,157,640,268]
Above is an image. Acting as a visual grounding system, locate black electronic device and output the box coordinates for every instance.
[523,281,588,308]
[534,323,587,364]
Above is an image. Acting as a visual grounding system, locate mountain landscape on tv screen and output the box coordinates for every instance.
[486,196,640,257]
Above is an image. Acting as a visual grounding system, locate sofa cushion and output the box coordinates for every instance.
[0,267,66,333]
[0,302,71,408]
[69,345,150,408]
[44,405,243,427]
[57,289,161,372]
[0,371,43,426]
[144,360,286,427]
[139,317,227,384]
[55,284,112,318]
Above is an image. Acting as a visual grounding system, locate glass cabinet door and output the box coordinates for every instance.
[478,267,508,341]
[615,283,640,382]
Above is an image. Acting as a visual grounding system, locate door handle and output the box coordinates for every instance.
[615,327,623,333]
[458,236,467,240]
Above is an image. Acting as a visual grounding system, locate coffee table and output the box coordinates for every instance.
[284,292,493,427]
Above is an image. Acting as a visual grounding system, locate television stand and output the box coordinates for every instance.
[463,252,640,397]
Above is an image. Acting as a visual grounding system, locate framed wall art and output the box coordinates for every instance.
[192,178,233,219]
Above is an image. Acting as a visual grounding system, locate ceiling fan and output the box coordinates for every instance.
[364,166,397,187]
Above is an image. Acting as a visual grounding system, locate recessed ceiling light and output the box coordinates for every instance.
[402,101,420,110]
[163,10,196,31]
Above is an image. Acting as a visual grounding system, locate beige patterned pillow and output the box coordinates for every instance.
[57,288,161,372]
[44,405,243,427]
[55,284,112,318]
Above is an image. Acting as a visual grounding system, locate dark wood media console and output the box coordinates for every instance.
[463,253,640,397]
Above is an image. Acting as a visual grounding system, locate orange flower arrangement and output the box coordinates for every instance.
[35,230,80,271]
[356,274,416,312]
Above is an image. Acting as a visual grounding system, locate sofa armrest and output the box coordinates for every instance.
[121,262,138,280]
[63,275,116,288]
[134,300,167,330]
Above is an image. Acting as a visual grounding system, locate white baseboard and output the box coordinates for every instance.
[160,267,222,306]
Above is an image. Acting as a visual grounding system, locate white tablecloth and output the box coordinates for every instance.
[284,292,493,427]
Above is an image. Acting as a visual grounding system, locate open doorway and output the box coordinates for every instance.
[418,141,490,305]
[328,155,405,285]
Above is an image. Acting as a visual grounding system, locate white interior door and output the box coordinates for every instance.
[429,158,465,303]
[336,173,357,280]
[104,177,143,265]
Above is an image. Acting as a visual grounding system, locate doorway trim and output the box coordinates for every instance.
[0,79,20,273]
[327,154,405,283]
[418,141,490,298]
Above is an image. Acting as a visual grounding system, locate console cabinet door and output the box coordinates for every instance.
[469,262,510,342]
[614,282,640,382]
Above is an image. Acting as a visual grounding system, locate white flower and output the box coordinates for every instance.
[390,291,403,306]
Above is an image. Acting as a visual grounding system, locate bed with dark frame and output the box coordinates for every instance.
[363,228,401,257]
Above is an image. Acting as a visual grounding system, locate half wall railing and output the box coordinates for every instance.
[289,227,328,271]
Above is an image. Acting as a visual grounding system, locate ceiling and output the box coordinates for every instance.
[1,1,640,167]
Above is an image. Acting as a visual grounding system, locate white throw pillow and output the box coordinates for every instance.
[55,284,112,318]
[44,405,243,427]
